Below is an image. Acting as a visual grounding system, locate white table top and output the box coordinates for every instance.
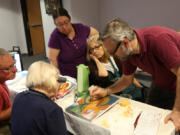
[56,89,176,135]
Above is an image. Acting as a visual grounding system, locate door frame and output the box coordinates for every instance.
[20,0,33,55]
[20,0,63,55]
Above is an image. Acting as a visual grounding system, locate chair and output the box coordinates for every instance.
[9,46,24,72]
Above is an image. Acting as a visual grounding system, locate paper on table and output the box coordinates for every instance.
[93,102,142,135]
[56,80,76,99]
[134,110,161,135]
[66,95,119,121]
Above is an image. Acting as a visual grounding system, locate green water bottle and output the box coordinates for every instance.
[76,64,89,98]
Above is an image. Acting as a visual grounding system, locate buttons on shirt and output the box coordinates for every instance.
[72,40,78,49]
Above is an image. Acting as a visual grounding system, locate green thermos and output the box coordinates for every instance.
[76,64,89,98]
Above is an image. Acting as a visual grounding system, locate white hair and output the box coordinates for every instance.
[26,61,60,93]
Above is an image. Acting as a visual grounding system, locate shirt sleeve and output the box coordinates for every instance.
[0,85,11,113]
[78,23,90,38]
[0,92,3,113]
[122,60,137,75]
[48,29,62,50]
[47,106,68,135]
[153,34,180,69]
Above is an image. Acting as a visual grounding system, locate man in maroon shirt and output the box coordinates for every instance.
[90,19,180,132]
[0,48,17,133]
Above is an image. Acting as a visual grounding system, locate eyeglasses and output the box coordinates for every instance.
[57,77,67,83]
[0,64,15,71]
[89,45,102,53]
[56,20,70,27]
[112,41,121,54]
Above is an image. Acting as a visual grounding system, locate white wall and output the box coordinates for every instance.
[0,0,180,55]
[40,0,56,56]
[66,0,100,30]
[0,0,27,53]
[99,0,180,31]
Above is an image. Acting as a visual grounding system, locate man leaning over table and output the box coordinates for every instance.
[90,18,180,132]
[0,48,17,134]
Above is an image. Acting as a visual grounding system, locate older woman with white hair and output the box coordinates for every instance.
[11,61,69,135]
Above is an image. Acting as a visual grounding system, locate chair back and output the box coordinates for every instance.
[9,46,24,72]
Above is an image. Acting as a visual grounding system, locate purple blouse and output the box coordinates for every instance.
[48,23,90,78]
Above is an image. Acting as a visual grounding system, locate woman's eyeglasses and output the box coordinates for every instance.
[89,45,102,53]
[56,20,70,28]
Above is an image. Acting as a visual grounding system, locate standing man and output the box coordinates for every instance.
[90,18,180,132]
[0,48,17,134]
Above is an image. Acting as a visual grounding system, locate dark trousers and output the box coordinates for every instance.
[146,82,176,110]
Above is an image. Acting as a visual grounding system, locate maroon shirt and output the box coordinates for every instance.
[123,26,180,93]
[48,23,90,78]
[0,83,11,113]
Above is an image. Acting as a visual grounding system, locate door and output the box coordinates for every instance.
[26,0,45,55]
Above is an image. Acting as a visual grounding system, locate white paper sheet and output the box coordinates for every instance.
[134,110,161,135]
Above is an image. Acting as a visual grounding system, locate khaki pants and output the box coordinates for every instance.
[0,121,11,135]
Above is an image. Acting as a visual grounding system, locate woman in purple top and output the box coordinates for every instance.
[48,8,98,78]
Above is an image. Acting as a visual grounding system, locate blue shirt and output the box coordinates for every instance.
[11,89,68,135]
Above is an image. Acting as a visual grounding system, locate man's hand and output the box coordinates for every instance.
[164,109,180,132]
[90,86,108,101]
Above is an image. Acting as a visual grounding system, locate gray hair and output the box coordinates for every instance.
[0,48,9,56]
[26,61,60,93]
[102,18,135,43]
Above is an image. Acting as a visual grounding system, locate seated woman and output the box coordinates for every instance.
[86,36,142,99]
[11,61,69,135]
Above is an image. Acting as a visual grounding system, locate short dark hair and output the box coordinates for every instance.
[52,8,71,21]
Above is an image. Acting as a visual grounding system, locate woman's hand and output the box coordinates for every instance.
[90,54,98,61]
[90,54,108,77]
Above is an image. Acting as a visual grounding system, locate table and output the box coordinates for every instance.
[56,89,176,135]
[6,71,176,135]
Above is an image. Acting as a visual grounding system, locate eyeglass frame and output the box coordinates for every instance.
[89,44,102,53]
[55,19,70,27]
[112,41,122,55]
[0,64,16,71]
